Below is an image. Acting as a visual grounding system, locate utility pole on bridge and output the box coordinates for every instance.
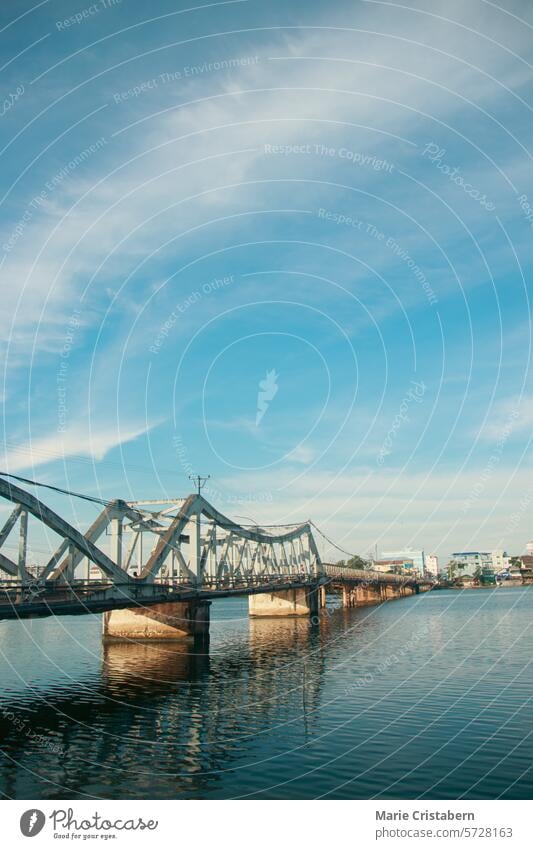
[189,474,210,496]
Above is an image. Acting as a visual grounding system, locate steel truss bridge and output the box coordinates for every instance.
[0,476,325,620]
[0,476,429,621]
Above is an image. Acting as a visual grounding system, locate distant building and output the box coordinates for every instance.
[508,559,523,580]
[509,555,533,583]
[491,549,510,572]
[372,558,415,574]
[450,550,510,577]
[382,548,425,576]
[426,554,439,576]
[450,551,492,574]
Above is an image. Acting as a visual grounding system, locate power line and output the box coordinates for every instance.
[0,472,111,506]
[3,441,192,480]
[0,473,357,560]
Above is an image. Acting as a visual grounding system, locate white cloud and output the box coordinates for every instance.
[216,459,533,561]
[2,0,531,357]
[286,443,316,464]
[2,420,158,473]
[477,395,533,442]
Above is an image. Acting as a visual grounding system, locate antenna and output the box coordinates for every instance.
[189,474,210,496]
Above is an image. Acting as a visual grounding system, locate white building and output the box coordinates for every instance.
[450,550,509,575]
[450,551,492,574]
[382,548,425,576]
[426,554,439,576]
[491,549,510,572]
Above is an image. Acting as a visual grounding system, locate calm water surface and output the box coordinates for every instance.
[0,587,532,799]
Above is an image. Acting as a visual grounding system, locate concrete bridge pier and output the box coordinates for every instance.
[342,586,354,608]
[365,585,385,604]
[341,584,383,607]
[338,582,421,607]
[102,599,211,642]
[249,585,319,618]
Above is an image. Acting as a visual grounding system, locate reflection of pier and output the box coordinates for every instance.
[102,640,210,689]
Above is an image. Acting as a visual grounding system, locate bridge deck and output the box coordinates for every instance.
[0,566,432,621]
[323,564,424,585]
[0,577,324,621]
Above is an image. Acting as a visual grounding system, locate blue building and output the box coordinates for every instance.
[381,548,425,576]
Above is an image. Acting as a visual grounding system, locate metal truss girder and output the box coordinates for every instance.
[0,479,323,589]
[0,550,33,581]
[140,494,198,580]
[0,478,131,584]
[197,496,312,545]
[43,501,121,581]
[0,504,22,547]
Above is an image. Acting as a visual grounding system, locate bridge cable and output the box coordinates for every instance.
[216,519,303,530]
[0,472,112,506]
[309,520,361,560]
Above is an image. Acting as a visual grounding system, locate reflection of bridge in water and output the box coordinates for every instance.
[0,610,332,798]
[0,476,431,639]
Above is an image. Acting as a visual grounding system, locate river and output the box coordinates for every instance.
[0,587,532,799]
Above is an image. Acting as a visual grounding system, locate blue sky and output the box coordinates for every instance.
[1,0,533,562]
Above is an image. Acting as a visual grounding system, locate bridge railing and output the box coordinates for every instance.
[323,564,420,585]
[0,572,321,604]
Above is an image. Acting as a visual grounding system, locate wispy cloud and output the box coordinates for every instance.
[218,459,533,560]
[1,0,532,564]
[2,0,531,356]
[478,395,533,442]
[286,443,316,464]
[2,420,159,473]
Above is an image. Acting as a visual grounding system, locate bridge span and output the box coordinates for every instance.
[0,476,432,638]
